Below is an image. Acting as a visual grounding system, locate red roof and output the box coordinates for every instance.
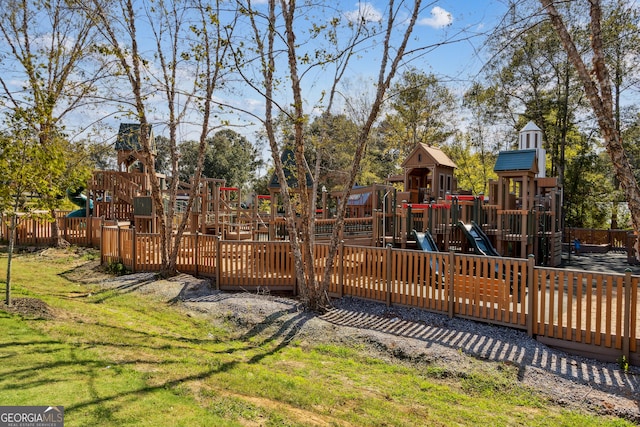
[402,203,450,209]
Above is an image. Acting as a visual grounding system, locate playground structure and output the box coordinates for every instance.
[84,124,269,240]
[367,122,563,266]
[71,121,566,265]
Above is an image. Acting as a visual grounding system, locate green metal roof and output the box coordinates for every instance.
[493,149,537,172]
[115,123,156,153]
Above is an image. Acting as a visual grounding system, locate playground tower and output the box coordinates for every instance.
[90,123,163,231]
[518,121,546,178]
[488,122,562,264]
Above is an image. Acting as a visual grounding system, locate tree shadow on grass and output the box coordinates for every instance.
[321,298,640,419]
[57,311,311,417]
[243,311,311,364]
[1,305,311,424]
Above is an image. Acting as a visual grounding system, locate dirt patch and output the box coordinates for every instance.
[1,297,56,320]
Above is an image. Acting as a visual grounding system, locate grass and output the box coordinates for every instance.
[0,248,635,426]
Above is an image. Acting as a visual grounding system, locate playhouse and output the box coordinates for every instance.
[399,143,457,203]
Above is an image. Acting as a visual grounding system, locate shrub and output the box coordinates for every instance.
[105,261,128,276]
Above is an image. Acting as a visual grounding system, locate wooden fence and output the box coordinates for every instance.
[99,225,639,365]
[532,267,638,362]
[0,212,103,247]
[564,227,630,252]
[2,215,638,365]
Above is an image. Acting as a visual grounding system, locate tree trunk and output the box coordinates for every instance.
[5,215,16,306]
[243,0,422,311]
[320,1,423,307]
[50,209,67,248]
[541,0,640,260]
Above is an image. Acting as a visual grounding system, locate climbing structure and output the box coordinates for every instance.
[376,121,563,265]
[84,121,562,265]
[486,121,562,264]
[89,123,164,232]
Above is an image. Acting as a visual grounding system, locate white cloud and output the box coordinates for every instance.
[418,6,453,29]
[344,2,383,23]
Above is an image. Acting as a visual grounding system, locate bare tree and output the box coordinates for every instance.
[234,0,423,311]
[540,0,640,258]
[148,0,234,275]
[85,0,232,275]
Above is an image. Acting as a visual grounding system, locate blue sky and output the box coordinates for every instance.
[226,0,511,170]
[217,1,509,126]
[402,0,506,82]
[149,1,509,148]
[332,1,507,88]
[0,1,510,148]
[222,0,511,140]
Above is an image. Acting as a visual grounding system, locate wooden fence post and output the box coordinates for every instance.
[623,269,632,361]
[100,224,104,265]
[520,213,528,258]
[372,210,379,246]
[117,225,122,264]
[527,254,535,337]
[215,235,221,290]
[338,240,344,298]
[87,216,92,247]
[131,228,136,273]
[195,232,200,277]
[93,218,98,248]
[448,251,455,318]
[385,243,392,307]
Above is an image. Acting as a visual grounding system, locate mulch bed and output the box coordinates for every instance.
[0,297,56,319]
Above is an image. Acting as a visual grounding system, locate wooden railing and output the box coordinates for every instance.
[499,209,529,240]
[266,217,374,241]
[92,171,146,202]
[482,204,499,230]
[404,205,452,236]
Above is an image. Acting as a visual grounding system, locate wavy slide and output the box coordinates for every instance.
[66,187,93,218]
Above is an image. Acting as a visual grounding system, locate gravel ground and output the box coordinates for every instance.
[71,263,640,424]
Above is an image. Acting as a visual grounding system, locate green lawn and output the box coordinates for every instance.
[0,248,633,426]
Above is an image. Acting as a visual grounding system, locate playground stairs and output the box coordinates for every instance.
[91,171,150,221]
